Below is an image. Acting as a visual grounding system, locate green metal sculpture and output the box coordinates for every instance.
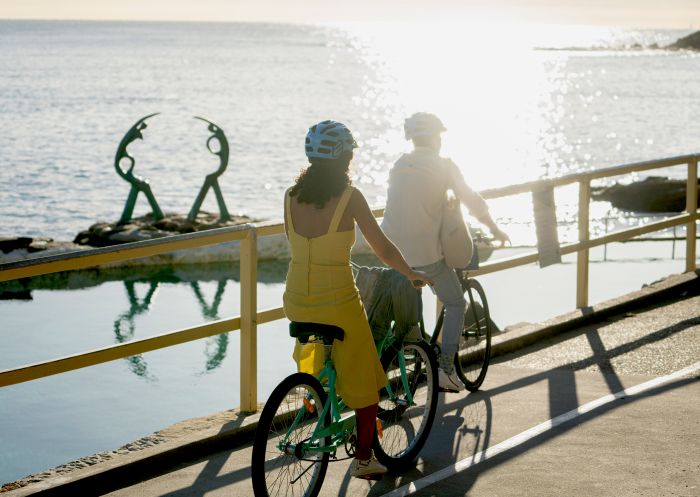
[115,113,165,223]
[188,116,231,222]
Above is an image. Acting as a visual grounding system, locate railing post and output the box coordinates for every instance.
[687,158,698,272]
[239,228,258,413]
[576,179,591,308]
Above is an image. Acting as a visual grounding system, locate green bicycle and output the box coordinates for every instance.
[251,320,438,497]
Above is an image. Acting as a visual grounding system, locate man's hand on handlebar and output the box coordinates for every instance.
[491,227,511,247]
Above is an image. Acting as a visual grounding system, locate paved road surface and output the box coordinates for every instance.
[101,287,700,497]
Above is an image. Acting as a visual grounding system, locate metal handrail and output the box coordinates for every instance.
[1,154,698,412]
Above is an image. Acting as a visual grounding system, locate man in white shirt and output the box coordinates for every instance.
[381,112,509,391]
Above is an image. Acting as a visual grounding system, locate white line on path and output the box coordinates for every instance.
[380,361,700,497]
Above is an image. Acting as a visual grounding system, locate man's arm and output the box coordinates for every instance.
[351,189,433,286]
[446,159,510,246]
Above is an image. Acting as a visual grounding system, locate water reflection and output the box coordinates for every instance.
[0,257,377,379]
[190,280,229,373]
[114,280,160,379]
[0,261,290,379]
[113,278,234,377]
[105,264,276,379]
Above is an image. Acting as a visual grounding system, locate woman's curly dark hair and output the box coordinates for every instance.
[290,152,353,208]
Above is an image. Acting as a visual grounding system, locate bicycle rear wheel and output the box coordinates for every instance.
[373,340,438,471]
[252,373,329,497]
[455,278,492,391]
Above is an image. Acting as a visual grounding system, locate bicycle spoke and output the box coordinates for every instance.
[455,279,492,391]
[374,341,438,470]
[252,373,329,497]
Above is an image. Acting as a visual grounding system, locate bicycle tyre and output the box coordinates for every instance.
[454,278,492,391]
[373,340,438,471]
[252,372,329,497]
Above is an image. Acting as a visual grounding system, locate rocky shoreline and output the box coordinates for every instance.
[0,210,498,271]
[591,176,700,213]
[3,172,697,272]
[0,211,288,267]
[537,29,700,52]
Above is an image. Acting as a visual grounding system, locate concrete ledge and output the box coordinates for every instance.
[3,270,698,496]
[491,270,700,358]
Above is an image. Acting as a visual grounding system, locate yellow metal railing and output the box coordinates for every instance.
[1,154,698,412]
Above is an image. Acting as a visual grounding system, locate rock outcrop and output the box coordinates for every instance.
[2,212,495,268]
[73,212,254,247]
[666,30,700,51]
[591,176,700,213]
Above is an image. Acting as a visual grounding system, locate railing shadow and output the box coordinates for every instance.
[487,313,700,416]
[115,297,699,497]
[367,297,700,495]
[138,373,697,497]
[415,375,698,497]
[363,391,493,497]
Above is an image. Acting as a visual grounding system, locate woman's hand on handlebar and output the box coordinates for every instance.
[408,270,434,288]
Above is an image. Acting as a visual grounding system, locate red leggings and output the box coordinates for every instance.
[354,403,378,460]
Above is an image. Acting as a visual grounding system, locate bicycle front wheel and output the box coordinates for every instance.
[374,340,438,471]
[251,373,329,497]
[455,278,492,391]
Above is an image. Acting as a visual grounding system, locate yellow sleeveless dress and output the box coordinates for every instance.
[283,186,387,409]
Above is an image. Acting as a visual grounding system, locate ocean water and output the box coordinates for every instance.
[1,20,700,484]
[0,20,698,243]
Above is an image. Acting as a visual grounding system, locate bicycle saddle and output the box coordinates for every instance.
[289,322,345,345]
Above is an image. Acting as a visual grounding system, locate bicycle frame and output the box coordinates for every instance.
[279,331,417,459]
[375,331,418,408]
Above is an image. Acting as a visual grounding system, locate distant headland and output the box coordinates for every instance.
[537,29,700,51]
[666,30,700,50]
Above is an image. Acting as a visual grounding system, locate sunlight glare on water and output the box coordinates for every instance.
[331,21,699,243]
[337,22,633,193]
[0,21,696,243]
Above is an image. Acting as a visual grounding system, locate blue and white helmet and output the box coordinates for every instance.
[404,112,447,140]
[305,120,358,159]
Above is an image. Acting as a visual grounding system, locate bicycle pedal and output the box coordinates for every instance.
[303,398,315,413]
[438,386,461,393]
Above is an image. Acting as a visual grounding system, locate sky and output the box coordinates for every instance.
[0,0,698,29]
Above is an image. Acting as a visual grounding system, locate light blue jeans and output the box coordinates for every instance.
[414,259,465,371]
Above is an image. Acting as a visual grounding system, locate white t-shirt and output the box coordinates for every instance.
[381,147,489,267]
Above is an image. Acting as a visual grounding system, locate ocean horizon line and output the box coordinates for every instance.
[0,17,695,32]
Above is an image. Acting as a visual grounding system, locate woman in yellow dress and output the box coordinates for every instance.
[283,120,433,479]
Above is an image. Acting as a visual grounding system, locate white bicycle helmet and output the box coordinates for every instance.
[305,120,358,159]
[404,112,447,140]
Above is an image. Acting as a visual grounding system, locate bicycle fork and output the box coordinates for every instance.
[385,349,417,408]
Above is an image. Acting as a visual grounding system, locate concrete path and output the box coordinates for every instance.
[100,282,699,497]
[5,273,699,497]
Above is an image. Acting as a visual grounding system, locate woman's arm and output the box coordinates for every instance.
[351,190,433,285]
[282,190,289,239]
